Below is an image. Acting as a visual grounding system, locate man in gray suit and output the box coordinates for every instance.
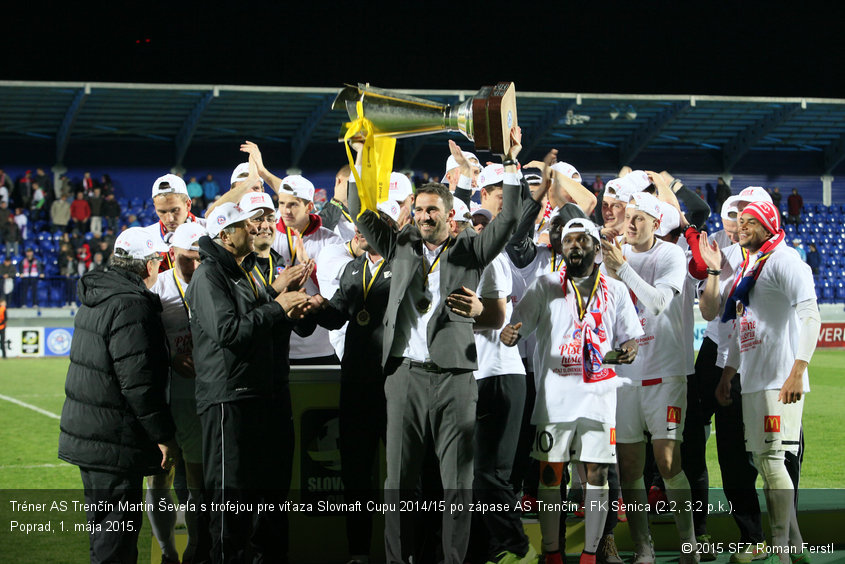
[351,129,523,564]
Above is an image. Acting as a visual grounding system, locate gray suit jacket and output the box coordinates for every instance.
[351,179,520,372]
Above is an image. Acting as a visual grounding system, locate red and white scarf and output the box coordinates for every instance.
[560,268,616,384]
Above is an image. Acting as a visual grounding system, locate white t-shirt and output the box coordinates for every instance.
[612,239,688,381]
[316,242,356,360]
[394,241,447,362]
[150,269,195,401]
[725,244,815,393]
[272,225,343,359]
[514,271,643,425]
[474,253,526,380]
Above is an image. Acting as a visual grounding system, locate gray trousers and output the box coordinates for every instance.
[384,360,477,564]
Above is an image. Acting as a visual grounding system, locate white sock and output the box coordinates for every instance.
[621,477,651,550]
[663,471,695,544]
[145,486,178,560]
[584,483,609,553]
[538,482,563,553]
[754,452,794,560]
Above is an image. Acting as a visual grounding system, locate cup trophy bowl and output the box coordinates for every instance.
[333,82,518,156]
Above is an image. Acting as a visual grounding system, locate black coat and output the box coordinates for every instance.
[58,266,175,474]
[186,236,289,414]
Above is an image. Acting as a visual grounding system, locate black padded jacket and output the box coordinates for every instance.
[58,266,175,474]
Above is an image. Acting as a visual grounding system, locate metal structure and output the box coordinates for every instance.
[2,80,845,175]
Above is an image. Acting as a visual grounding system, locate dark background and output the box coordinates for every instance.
[2,2,842,97]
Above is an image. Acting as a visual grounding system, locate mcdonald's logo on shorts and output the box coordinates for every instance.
[764,415,781,433]
[666,406,682,424]
[609,427,616,445]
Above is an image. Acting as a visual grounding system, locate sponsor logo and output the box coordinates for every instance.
[610,427,616,445]
[46,328,72,355]
[764,415,781,433]
[21,330,40,355]
[667,405,682,424]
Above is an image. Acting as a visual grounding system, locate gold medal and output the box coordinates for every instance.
[416,298,432,314]
[736,302,745,316]
[356,309,371,326]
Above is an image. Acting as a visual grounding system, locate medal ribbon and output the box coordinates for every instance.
[251,254,274,288]
[423,240,452,287]
[550,250,565,272]
[173,271,191,318]
[237,263,259,299]
[362,258,386,305]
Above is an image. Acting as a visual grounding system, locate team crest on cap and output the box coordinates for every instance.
[146,239,154,248]
[217,216,226,224]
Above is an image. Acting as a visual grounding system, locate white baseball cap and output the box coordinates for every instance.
[279,175,315,202]
[239,191,275,215]
[206,202,260,238]
[444,151,482,173]
[452,198,472,222]
[735,186,773,205]
[551,162,581,180]
[478,164,505,188]
[655,201,681,237]
[604,178,625,199]
[389,172,413,201]
[168,222,206,250]
[721,195,740,221]
[377,199,402,223]
[151,174,189,198]
[625,170,651,191]
[626,192,663,220]
[114,227,170,259]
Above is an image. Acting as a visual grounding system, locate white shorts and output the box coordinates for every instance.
[531,419,616,464]
[742,390,803,454]
[616,378,687,443]
[170,399,203,464]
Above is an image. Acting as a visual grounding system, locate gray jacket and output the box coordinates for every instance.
[352,179,520,372]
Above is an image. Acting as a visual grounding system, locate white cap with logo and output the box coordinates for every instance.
[206,202,260,238]
[114,227,170,259]
[626,192,663,220]
[239,191,275,215]
[168,222,206,250]
[377,200,402,223]
[151,174,189,198]
[735,186,773,205]
[721,195,740,221]
[479,164,505,188]
[445,151,481,174]
[452,198,472,222]
[388,172,413,201]
[551,162,581,180]
[279,175,315,202]
[655,202,681,237]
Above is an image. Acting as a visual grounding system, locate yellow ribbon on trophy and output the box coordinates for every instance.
[343,101,396,218]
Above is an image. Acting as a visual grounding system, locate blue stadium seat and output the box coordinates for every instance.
[835,281,845,303]
[130,197,144,208]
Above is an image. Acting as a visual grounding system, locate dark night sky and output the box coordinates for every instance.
[2,2,842,98]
